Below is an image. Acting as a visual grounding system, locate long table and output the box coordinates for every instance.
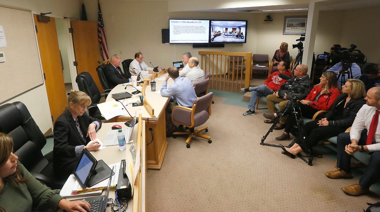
[105,73,171,170]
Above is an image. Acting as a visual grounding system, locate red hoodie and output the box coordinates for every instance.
[264,71,292,91]
[306,84,341,111]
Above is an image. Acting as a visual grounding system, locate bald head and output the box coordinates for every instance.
[294,64,308,77]
[189,57,199,68]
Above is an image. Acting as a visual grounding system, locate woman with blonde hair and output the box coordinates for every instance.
[271,42,290,73]
[54,91,102,182]
[281,79,366,158]
[0,133,91,211]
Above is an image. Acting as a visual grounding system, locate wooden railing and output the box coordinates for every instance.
[199,51,252,92]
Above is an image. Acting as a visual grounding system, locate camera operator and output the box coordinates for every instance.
[327,55,361,88]
[359,63,380,91]
[324,44,341,70]
[263,64,313,129]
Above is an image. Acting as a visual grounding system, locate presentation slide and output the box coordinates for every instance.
[169,19,210,43]
[210,20,247,43]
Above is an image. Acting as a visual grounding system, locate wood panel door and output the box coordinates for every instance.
[70,20,103,92]
[34,15,67,124]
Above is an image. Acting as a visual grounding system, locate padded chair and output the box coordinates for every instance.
[194,78,209,97]
[96,64,112,93]
[121,59,133,79]
[172,92,213,148]
[252,54,271,77]
[0,102,63,189]
[75,72,105,120]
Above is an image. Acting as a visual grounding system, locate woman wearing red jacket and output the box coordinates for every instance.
[276,71,341,140]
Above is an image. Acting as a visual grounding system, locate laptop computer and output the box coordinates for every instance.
[112,92,132,101]
[173,61,184,69]
[70,162,114,212]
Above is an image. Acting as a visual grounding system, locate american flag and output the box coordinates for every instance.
[98,2,109,63]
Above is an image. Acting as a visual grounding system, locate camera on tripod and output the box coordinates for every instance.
[292,33,305,50]
[330,44,366,68]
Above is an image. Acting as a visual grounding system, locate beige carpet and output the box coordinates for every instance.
[147,96,379,212]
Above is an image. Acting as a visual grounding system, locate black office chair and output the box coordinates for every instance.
[75,72,106,120]
[122,59,133,79]
[96,64,112,93]
[0,102,64,189]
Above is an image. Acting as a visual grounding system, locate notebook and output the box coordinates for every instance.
[112,92,132,101]
[173,61,184,69]
[69,165,114,212]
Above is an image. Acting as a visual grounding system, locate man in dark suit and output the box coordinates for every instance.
[105,54,130,88]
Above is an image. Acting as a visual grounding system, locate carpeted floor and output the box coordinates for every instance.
[146,89,380,212]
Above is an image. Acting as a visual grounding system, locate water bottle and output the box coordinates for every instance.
[151,80,156,92]
[130,143,136,162]
[118,129,126,151]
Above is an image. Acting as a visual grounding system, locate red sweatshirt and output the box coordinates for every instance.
[264,71,292,91]
[305,84,341,111]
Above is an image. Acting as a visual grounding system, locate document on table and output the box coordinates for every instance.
[97,101,129,120]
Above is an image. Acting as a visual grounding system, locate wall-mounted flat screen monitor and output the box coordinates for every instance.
[169,19,210,44]
[210,20,247,43]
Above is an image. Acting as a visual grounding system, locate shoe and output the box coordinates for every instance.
[241,88,248,93]
[243,110,255,116]
[263,113,275,120]
[341,184,369,196]
[275,133,290,141]
[325,169,353,179]
[279,144,296,159]
[264,119,275,124]
[274,123,285,130]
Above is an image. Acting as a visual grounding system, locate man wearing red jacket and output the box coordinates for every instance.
[241,61,292,116]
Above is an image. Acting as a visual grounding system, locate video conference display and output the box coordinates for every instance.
[169,19,210,44]
[210,20,247,43]
[169,19,247,44]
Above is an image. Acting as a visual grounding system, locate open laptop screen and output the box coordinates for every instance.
[173,61,183,69]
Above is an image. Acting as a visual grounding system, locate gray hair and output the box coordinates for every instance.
[183,52,192,59]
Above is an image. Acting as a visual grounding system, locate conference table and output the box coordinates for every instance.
[104,72,172,170]
[64,115,146,212]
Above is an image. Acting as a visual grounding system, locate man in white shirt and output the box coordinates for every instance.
[129,52,158,76]
[186,57,205,84]
[325,86,380,196]
[179,52,192,77]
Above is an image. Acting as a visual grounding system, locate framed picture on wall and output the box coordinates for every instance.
[283,16,307,35]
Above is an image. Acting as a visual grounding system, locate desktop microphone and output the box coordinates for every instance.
[114,99,138,127]
[131,85,141,94]
[150,62,159,72]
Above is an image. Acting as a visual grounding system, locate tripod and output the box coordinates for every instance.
[292,49,303,72]
[260,92,313,166]
[337,64,353,88]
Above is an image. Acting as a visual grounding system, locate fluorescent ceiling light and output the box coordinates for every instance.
[285,8,308,11]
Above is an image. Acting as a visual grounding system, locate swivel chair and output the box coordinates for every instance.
[0,102,63,189]
[121,59,133,79]
[75,72,106,120]
[96,64,112,94]
[194,78,209,97]
[172,92,213,148]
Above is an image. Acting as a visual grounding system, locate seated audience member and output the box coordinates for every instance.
[359,63,380,91]
[281,79,366,158]
[0,133,90,212]
[271,42,290,73]
[275,71,340,140]
[263,64,312,124]
[104,54,130,89]
[327,60,361,87]
[325,86,380,196]
[53,91,102,182]
[186,57,205,84]
[160,66,197,136]
[179,52,192,76]
[129,52,159,76]
[241,61,292,116]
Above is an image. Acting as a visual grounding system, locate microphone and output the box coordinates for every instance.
[150,62,159,72]
[279,73,292,80]
[114,99,138,127]
[131,84,141,94]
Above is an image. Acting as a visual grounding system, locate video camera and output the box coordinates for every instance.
[292,34,305,50]
[330,44,366,68]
